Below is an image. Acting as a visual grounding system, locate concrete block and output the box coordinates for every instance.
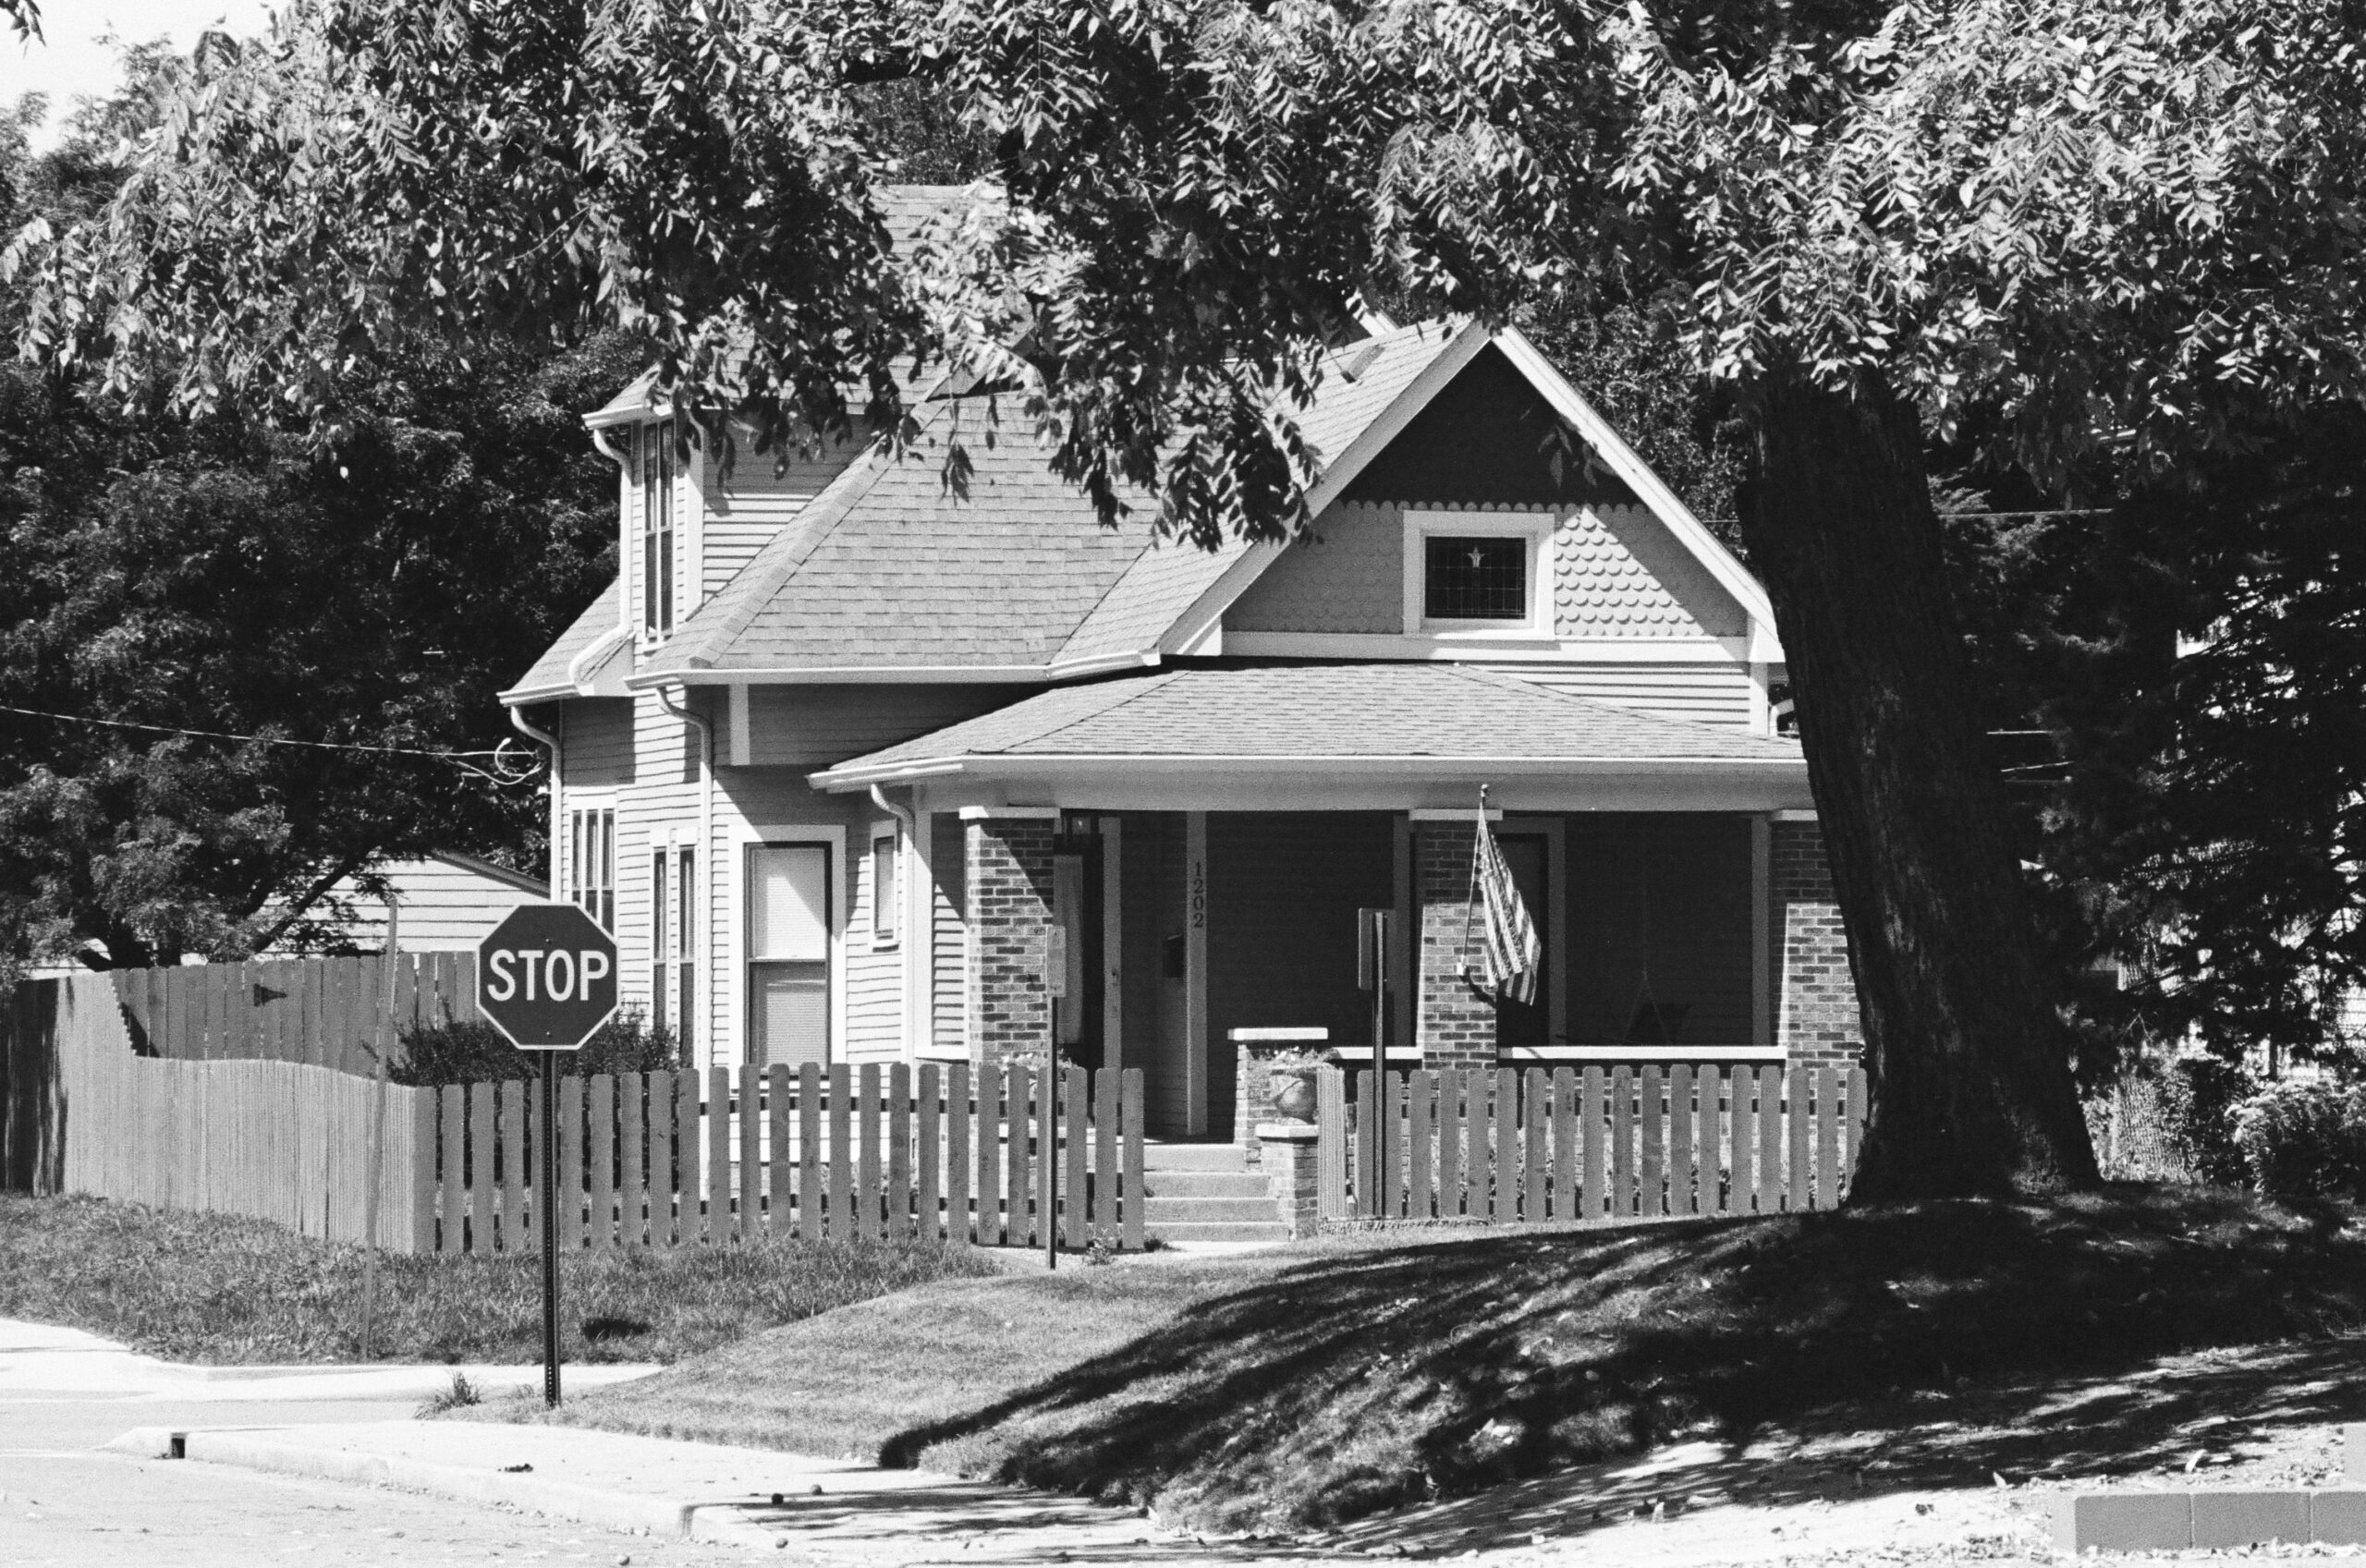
[2191,1489,2309,1549]
[2347,1425,2366,1482]
[2051,1491,2191,1552]
[2312,1489,2366,1544]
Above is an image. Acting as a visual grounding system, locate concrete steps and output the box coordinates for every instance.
[1140,1141,1287,1246]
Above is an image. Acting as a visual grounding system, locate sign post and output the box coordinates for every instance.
[477,903,618,1409]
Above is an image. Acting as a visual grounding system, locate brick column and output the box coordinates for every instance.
[1772,820,1861,1068]
[964,813,1058,1064]
[1415,821,1495,1072]
[1258,1124,1322,1239]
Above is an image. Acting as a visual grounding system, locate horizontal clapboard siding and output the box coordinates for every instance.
[1482,661,1756,729]
[932,814,967,1057]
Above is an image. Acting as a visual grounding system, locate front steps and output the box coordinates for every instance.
[1140,1141,1288,1245]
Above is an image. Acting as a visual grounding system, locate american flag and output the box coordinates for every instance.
[1472,803,1543,1005]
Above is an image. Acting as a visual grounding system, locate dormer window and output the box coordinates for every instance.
[640,419,676,638]
[1402,509,1555,637]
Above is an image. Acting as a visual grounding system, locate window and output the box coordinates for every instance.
[747,844,830,1069]
[871,830,900,946]
[1426,535,1528,620]
[674,845,695,1051]
[652,849,669,1035]
[640,419,676,638]
[569,807,615,931]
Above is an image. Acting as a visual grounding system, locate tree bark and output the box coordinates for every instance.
[1741,371,2098,1199]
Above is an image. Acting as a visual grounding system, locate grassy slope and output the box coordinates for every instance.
[0,1193,994,1365]
[542,1187,2366,1534]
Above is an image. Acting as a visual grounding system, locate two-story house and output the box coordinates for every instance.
[500,209,1861,1144]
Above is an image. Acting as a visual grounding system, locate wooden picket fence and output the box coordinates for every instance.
[1318,1063,1867,1223]
[421,1061,1147,1254]
[111,952,481,1076]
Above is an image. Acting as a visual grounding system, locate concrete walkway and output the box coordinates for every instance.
[0,1317,658,1404]
[104,1417,1273,1563]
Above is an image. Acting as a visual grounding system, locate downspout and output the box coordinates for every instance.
[510,706,563,902]
[657,685,714,1066]
[869,784,921,1056]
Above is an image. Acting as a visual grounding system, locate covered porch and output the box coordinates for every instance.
[811,662,1841,1141]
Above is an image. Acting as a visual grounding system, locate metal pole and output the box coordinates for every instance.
[1373,918,1388,1222]
[362,899,397,1360]
[541,1051,561,1407]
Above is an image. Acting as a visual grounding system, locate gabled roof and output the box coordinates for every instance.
[809,662,1805,788]
[628,319,1475,686]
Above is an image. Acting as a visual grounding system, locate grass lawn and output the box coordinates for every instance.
[0,1192,996,1366]
[527,1185,2366,1535]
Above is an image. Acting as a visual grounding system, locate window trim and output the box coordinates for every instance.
[640,419,677,642]
[725,820,847,1069]
[1400,508,1556,638]
[565,800,617,933]
[869,824,902,949]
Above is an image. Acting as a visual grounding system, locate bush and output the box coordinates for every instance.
[394,1012,685,1088]
[2161,1056,2257,1187]
[2232,1078,2366,1202]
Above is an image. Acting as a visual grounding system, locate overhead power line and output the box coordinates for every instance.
[1,703,542,784]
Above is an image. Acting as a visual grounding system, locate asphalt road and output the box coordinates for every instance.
[0,1397,761,1567]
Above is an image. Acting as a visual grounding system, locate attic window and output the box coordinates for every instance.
[1425,536,1528,620]
[640,419,677,638]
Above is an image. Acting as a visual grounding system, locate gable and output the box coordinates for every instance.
[1341,345,1639,508]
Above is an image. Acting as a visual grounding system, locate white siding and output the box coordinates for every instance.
[1226,500,1401,633]
[703,444,866,600]
[261,857,546,954]
[745,685,1029,769]
[844,829,903,1061]
[1483,661,1757,729]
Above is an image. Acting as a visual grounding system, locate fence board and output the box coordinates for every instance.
[1120,1069,1144,1252]
[1408,1071,1434,1222]
[767,1064,792,1237]
[1755,1066,1782,1214]
[1063,1065,1088,1250]
[621,1072,647,1248]
[1445,1069,1471,1221]
[1668,1065,1694,1216]
[705,1066,731,1242]
[1315,1067,1346,1222]
[1607,1068,1634,1217]
[799,1064,822,1242]
[559,1073,585,1249]
[1351,1069,1374,1219]
[1484,1069,1511,1224]
[739,1064,762,1242]
[1846,1066,1869,1199]
[1090,1066,1116,1238]
[891,1064,915,1240]
[916,1064,940,1242]
[470,1082,495,1253]
[1787,1065,1811,1211]
[590,1074,616,1248]
[854,1064,881,1242]
[974,1064,1001,1245]
[1007,1065,1032,1248]
[1521,1068,1547,1222]
[674,1070,699,1245]
[436,1085,463,1254]
[1700,1066,1726,1213]
[1815,1066,1841,1209]
[945,1064,972,1247]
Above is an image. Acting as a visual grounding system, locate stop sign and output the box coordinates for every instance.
[477,903,619,1050]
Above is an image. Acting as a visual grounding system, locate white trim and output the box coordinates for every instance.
[1491,327,1782,652]
[821,756,1807,792]
[1771,808,1820,822]
[1747,662,1772,735]
[726,820,849,1068]
[1220,632,1753,663]
[957,804,1061,820]
[727,682,751,766]
[866,820,904,952]
[1497,1044,1787,1064]
[1227,1027,1331,1042]
[1046,650,1165,681]
[567,626,633,695]
[1410,807,1503,822]
[1329,1043,1424,1063]
[1403,508,1556,638]
[631,664,1057,688]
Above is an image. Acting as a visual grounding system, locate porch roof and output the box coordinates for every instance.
[808,663,1805,789]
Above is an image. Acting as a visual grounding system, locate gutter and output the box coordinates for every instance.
[655,686,715,1062]
[508,707,564,900]
[809,751,1809,791]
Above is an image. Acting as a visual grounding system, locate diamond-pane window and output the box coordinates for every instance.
[1425,535,1529,620]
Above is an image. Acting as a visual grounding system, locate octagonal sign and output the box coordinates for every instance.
[477,903,619,1051]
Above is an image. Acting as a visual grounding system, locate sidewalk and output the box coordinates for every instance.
[0,1317,658,1404]
[104,1416,1277,1563]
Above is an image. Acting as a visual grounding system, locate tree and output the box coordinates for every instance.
[17,0,2366,1196]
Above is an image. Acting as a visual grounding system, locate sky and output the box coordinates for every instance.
[0,0,277,148]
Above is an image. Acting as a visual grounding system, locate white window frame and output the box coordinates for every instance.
[640,419,677,644]
[869,821,903,949]
[1401,508,1557,638]
[564,796,618,933]
[723,820,848,1069]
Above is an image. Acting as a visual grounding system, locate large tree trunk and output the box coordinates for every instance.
[1742,371,2098,1200]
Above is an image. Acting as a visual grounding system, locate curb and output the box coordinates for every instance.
[2054,1489,2366,1551]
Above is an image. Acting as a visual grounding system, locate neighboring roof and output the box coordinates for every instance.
[809,663,1806,787]
[258,853,549,955]
[632,320,1471,686]
[501,580,620,703]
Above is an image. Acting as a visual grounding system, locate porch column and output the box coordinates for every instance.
[962,808,1059,1064]
[1773,815,1862,1067]
[1414,820,1496,1070]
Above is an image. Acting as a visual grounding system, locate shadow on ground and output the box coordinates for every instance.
[887,1187,2366,1539]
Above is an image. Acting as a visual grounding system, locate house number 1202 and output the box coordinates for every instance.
[1190,860,1206,929]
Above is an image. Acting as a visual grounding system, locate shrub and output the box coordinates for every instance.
[2232,1078,2366,1202]
[393,1012,684,1088]
[2162,1056,2258,1187]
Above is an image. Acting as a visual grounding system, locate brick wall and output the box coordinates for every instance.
[1772,820,1860,1067]
[1416,821,1496,1071]
[964,816,1056,1064]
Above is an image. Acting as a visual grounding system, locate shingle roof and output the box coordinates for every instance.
[811,663,1805,783]
[501,581,620,701]
[638,320,1468,679]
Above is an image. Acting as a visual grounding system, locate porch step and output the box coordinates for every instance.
[1149,1221,1292,1245]
[1140,1142,1248,1173]
[1140,1195,1285,1225]
[1139,1170,1269,1199]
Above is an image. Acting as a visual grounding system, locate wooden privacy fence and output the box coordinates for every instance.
[1318,1063,1868,1224]
[47,972,426,1245]
[421,1062,1147,1254]
[111,952,482,1076]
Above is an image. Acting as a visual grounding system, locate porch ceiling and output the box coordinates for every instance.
[807,662,1806,790]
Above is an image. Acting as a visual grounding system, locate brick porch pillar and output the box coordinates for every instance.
[1773,820,1861,1068]
[1415,820,1495,1072]
[964,810,1058,1064]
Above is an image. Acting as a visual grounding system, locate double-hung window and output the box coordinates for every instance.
[640,419,676,639]
[569,807,616,931]
[673,845,695,1049]
[651,845,696,1048]
[870,830,900,947]
[747,844,830,1069]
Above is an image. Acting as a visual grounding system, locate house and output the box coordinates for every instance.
[260,851,551,954]
[499,222,1860,1144]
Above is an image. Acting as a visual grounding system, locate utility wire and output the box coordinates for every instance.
[1,703,543,784]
